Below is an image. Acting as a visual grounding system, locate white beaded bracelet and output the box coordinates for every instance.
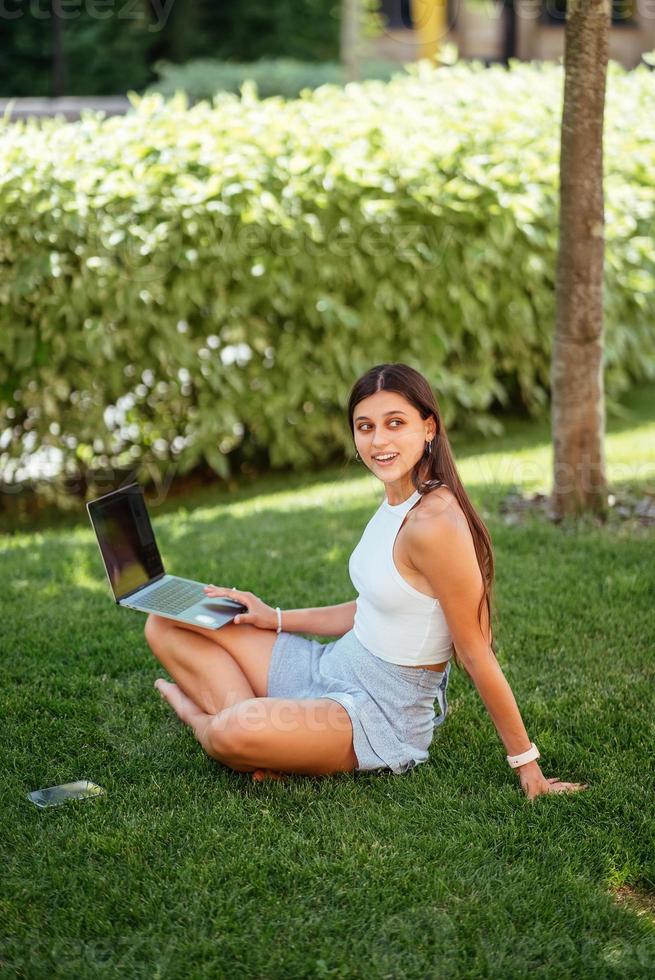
[507,742,540,769]
[275,607,282,634]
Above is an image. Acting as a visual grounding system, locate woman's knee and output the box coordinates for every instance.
[206,708,254,763]
[144,613,174,651]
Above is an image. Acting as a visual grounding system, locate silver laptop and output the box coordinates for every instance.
[87,482,247,630]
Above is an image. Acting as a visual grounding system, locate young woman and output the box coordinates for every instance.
[147,363,588,800]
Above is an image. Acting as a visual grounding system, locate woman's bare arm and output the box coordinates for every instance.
[407,499,588,799]
[202,584,356,637]
[279,600,357,638]
[457,650,535,757]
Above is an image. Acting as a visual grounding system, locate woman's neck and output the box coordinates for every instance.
[385,483,416,506]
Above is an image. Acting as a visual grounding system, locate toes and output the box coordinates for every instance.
[251,769,287,782]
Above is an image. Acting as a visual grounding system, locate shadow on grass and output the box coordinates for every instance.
[2,381,654,538]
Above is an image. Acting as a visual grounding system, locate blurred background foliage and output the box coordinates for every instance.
[0,0,343,98]
[1,59,653,511]
[146,58,404,102]
[2,4,654,517]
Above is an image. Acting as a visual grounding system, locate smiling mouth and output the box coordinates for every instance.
[372,453,399,464]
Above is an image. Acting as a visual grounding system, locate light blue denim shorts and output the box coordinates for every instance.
[266,627,451,775]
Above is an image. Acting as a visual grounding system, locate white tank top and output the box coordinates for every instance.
[348,487,455,666]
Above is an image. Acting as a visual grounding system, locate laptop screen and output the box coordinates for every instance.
[88,485,164,601]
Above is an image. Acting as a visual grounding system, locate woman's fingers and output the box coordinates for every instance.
[526,777,589,799]
[204,585,242,597]
[546,777,587,786]
[204,584,252,596]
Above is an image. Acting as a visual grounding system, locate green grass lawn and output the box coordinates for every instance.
[1,385,654,978]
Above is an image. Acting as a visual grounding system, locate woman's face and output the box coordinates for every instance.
[353,390,435,495]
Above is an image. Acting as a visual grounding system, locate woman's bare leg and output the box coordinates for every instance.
[145,614,285,780]
[153,678,258,771]
[155,680,357,777]
[145,615,257,713]
[154,679,288,781]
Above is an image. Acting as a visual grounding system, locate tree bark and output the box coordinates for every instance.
[341,0,360,82]
[51,0,66,98]
[501,0,517,65]
[552,0,610,518]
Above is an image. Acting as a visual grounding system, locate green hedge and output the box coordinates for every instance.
[1,58,654,506]
[147,58,406,102]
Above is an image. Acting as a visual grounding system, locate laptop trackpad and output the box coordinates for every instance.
[202,601,248,614]
[123,595,249,628]
[190,600,248,626]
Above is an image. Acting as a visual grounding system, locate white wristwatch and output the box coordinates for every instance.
[507,742,540,769]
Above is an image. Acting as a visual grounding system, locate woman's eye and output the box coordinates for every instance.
[358,420,402,431]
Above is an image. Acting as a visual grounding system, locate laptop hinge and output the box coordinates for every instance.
[118,571,167,604]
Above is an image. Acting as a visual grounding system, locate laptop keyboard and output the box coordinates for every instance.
[135,580,205,615]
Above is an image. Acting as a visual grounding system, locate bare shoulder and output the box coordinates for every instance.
[405,487,474,562]
[408,485,478,577]
[413,485,468,534]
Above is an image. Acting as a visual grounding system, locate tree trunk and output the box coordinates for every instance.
[51,0,66,97]
[341,0,360,82]
[552,0,610,518]
[501,0,517,65]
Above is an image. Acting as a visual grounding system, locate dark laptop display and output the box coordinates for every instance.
[87,482,246,631]
[90,485,164,601]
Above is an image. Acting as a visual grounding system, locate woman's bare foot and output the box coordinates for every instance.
[251,768,288,782]
[155,680,288,780]
[154,678,207,729]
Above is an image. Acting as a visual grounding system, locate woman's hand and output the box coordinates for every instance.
[517,761,589,801]
[203,585,277,631]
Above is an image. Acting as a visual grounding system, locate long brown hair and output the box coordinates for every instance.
[347,362,498,670]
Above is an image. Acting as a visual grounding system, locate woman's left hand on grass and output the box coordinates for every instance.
[518,762,589,800]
